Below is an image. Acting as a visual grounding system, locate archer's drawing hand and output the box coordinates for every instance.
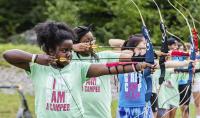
[73,43,90,52]
[164,80,174,88]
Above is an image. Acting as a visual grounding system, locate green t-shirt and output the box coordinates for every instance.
[72,51,120,118]
[177,69,189,85]
[27,62,91,118]
[152,69,160,93]
[194,61,200,80]
[158,68,180,109]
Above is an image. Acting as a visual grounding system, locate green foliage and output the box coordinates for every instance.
[45,0,80,27]
[1,0,200,45]
[0,0,47,42]
[45,0,200,45]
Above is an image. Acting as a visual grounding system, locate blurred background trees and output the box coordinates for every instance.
[0,0,200,45]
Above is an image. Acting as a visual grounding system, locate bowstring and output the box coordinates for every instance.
[128,0,149,117]
[170,3,200,115]
[150,0,165,111]
[49,64,84,118]
[160,85,190,118]
[129,0,146,26]
[150,0,185,113]
[175,0,196,29]
[160,1,194,117]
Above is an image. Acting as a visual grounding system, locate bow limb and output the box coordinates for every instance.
[167,0,193,43]
[152,0,169,85]
[158,2,195,117]
[151,0,188,52]
[129,0,154,102]
[174,0,199,51]
[175,0,196,28]
[167,0,195,84]
[129,0,145,26]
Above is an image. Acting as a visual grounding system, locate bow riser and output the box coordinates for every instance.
[192,28,199,51]
[160,23,168,53]
[142,26,154,102]
[188,36,196,83]
[159,22,169,85]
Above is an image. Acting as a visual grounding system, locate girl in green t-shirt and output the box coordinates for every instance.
[157,37,190,118]
[3,21,152,118]
[73,25,125,118]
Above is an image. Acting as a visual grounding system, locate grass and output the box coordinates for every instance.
[0,43,42,67]
[111,100,118,118]
[0,43,108,55]
[0,93,35,118]
[0,93,196,118]
[0,43,109,67]
[0,43,42,54]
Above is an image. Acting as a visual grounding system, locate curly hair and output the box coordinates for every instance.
[34,21,76,54]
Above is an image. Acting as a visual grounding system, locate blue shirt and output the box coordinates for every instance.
[118,72,147,107]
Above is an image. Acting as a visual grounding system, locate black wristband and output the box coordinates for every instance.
[108,67,112,74]
[34,54,38,63]
[115,66,119,74]
[123,65,126,73]
[154,52,158,59]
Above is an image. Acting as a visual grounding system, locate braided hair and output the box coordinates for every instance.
[73,25,99,62]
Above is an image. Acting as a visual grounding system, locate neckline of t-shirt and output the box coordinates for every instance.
[49,63,71,72]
